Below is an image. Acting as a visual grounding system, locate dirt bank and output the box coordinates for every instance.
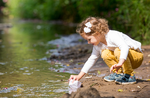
[49,44,150,98]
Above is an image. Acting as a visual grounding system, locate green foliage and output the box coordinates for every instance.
[0,0,6,17]
[0,0,5,6]
[115,0,150,45]
[6,0,120,22]
[4,0,150,44]
[77,0,119,20]
[6,0,79,21]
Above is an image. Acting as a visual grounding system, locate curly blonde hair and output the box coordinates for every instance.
[76,17,109,36]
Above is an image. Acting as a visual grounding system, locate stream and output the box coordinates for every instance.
[0,20,83,98]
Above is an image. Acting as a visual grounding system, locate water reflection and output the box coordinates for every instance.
[0,21,74,97]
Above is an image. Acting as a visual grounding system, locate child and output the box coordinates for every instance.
[69,17,143,84]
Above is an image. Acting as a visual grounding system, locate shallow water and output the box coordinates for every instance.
[0,21,78,98]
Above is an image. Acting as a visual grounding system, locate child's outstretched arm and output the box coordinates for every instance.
[69,46,100,82]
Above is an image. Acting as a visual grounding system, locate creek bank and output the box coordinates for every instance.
[48,44,106,74]
[47,33,106,74]
[50,44,150,97]
[47,34,150,98]
[59,45,150,98]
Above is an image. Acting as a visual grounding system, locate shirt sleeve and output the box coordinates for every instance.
[109,32,129,60]
[81,46,100,73]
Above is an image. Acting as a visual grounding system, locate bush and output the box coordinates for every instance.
[6,0,120,22]
[6,0,79,21]
[116,0,150,45]
[4,0,150,44]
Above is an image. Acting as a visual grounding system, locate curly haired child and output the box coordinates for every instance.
[69,17,143,84]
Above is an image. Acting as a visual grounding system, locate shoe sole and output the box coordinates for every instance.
[115,81,136,85]
[104,78,115,82]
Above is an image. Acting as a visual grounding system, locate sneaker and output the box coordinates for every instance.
[104,73,123,82]
[115,74,136,84]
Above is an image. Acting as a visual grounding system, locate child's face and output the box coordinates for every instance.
[82,33,102,46]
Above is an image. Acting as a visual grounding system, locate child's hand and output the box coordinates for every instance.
[110,59,125,73]
[110,64,122,73]
[69,75,80,83]
[68,71,85,83]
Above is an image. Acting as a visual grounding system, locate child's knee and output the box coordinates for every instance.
[114,48,121,59]
[101,49,113,60]
[101,49,108,59]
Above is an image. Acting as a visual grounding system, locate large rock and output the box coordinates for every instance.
[61,87,101,98]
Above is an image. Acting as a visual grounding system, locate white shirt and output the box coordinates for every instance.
[81,30,142,73]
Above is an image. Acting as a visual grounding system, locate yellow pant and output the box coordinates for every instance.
[101,48,143,76]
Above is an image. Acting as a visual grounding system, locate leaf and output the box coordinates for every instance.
[90,83,97,87]
[133,71,139,74]
[137,86,140,88]
[69,59,73,63]
[145,79,150,81]
[118,89,123,92]
[16,87,24,93]
[49,92,54,94]
[97,71,101,74]
[78,48,81,51]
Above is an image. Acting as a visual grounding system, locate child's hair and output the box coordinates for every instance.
[76,17,109,36]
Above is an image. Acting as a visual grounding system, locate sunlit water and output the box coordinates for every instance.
[0,21,78,98]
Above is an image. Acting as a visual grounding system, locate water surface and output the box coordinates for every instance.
[0,21,76,98]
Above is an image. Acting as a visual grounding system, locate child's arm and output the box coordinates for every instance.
[69,46,100,82]
[81,46,100,73]
[109,31,130,73]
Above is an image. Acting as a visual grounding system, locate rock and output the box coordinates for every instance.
[60,87,101,98]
